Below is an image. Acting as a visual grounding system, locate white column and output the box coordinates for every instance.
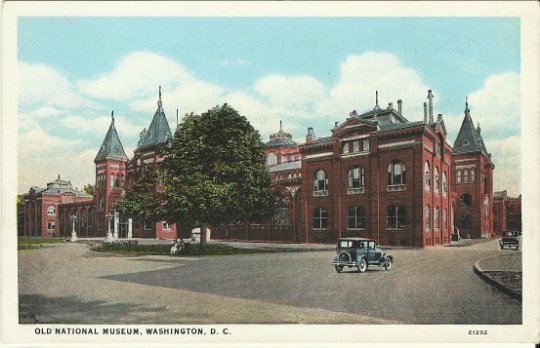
[70,215,78,242]
[113,211,119,239]
[127,218,133,239]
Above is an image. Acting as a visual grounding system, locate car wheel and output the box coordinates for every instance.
[335,265,343,273]
[338,251,351,262]
[358,258,368,273]
[384,256,393,271]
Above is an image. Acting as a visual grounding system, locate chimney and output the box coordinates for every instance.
[387,102,393,110]
[427,90,434,123]
[306,127,316,144]
[397,99,402,115]
[437,113,443,122]
[423,102,428,124]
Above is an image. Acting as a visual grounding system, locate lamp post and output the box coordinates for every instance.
[70,214,78,242]
[105,213,114,241]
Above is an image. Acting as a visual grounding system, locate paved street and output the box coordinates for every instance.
[18,239,521,324]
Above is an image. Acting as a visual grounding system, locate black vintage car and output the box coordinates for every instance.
[331,237,393,273]
[499,230,521,250]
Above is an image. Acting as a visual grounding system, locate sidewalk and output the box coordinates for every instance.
[473,252,522,301]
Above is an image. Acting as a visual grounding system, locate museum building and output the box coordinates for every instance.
[22,87,509,247]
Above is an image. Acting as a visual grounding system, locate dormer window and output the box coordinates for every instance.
[462,140,469,146]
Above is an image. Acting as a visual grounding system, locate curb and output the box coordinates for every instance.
[473,258,522,301]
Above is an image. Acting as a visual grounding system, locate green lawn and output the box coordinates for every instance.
[91,243,274,257]
[18,236,68,250]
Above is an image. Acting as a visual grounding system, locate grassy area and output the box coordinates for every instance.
[18,236,68,250]
[91,243,274,257]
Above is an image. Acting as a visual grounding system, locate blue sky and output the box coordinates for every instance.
[17,17,521,195]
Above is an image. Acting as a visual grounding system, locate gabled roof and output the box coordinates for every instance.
[453,102,489,156]
[94,112,129,163]
[136,87,173,151]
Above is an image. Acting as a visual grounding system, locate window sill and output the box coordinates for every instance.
[347,228,366,231]
[347,187,365,195]
[387,184,406,192]
[386,228,406,231]
[313,190,328,197]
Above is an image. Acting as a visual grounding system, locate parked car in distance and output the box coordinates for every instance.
[499,230,521,250]
[331,238,393,273]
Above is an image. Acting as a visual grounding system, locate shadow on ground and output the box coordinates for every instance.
[19,294,174,324]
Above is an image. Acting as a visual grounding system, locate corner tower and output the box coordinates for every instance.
[125,86,176,239]
[94,111,129,236]
[452,99,494,238]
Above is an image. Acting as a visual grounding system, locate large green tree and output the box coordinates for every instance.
[117,104,279,247]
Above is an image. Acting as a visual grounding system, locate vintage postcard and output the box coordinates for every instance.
[2,1,539,346]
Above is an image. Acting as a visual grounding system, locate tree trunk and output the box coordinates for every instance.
[200,224,207,249]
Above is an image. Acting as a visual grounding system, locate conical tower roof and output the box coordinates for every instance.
[94,111,129,163]
[136,86,173,151]
[453,99,488,156]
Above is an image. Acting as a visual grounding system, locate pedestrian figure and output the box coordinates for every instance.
[170,238,179,255]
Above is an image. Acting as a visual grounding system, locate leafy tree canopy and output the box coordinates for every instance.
[159,104,279,229]
[116,104,279,244]
[83,184,95,196]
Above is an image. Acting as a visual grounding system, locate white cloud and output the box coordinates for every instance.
[467,73,520,138]
[317,52,432,120]
[254,74,326,112]
[18,62,96,109]
[484,136,521,196]
[59,114,144,138]
[18,147,97,194]
[77,51,192,101]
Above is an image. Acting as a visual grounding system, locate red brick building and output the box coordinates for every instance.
[22,88,175,239]
[23,87,509,247]
[22,176,93,237]
[493,190,522,236]
[214,91,497,247]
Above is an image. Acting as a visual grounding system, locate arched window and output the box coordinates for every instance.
[347,165,365,188]
[457,170,462,184]
[464,170,469,183]
[425,205,431,229]
[89,209,94,227]
[442,172,448,196]
[434,207,440,229]
[313,207,328,229]
[47,204,56,216]
[424,162,431,190]
[443,208,448,230]
[272,203,288,226]
[313,170,328,191]
[387,204,406,229]
[115,175,120,187]
[347,206,365,229]
[434,167,440,193]
[460,194,472,208]
[266,153,277,166]
[387,160,406,185]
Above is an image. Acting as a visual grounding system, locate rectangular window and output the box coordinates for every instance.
[313,208,328,229]
[144,220,152,230]
[47,221,56,230]
[362,139,369,151]
[162,221,172,230]
[352,140,360,152]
